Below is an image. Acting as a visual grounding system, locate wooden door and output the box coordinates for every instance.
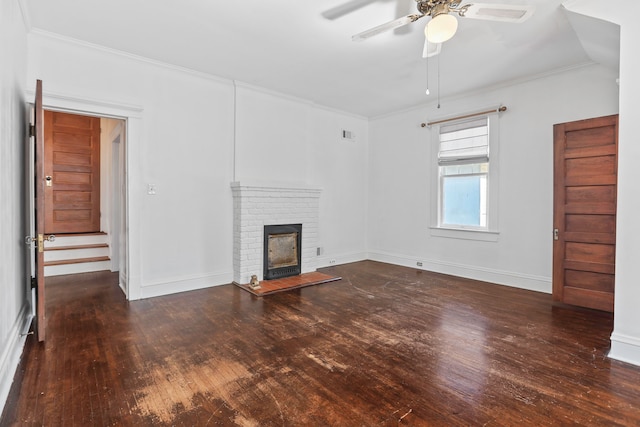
[33,80,47,341]
[44,110,101,234]
[553,115,618,312]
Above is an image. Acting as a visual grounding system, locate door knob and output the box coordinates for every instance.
[26,234,56,252]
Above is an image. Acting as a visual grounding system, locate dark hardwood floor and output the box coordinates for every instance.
[2,261,640,426]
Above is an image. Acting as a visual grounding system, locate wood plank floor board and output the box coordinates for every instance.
[2,261,640,426]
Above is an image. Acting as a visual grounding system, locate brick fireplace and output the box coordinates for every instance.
[231,182,321,284]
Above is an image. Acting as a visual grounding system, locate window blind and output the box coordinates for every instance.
[438,117,489,166]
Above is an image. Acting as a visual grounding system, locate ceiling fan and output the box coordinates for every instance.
[349,0,535,57]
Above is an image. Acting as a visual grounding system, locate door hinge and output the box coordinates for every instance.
[29,124,35,138]
[31,277,36,289]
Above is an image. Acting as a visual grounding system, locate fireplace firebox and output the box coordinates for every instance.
[263,224,302,280]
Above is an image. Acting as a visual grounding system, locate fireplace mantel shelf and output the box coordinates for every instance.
[231,181,322,193]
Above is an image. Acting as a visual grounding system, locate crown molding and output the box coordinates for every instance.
[29,29,367,121]
[371,61,598,121]
[17,0,31,31]
[30,29,234,87]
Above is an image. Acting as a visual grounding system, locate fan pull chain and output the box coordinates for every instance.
[425,44,430,96]
[437,54,441,109]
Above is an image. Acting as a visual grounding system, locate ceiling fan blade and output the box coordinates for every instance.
[393,0,416,35]
[353,14,424,41]
[462,3,535,23]
[322,0,379,20]
[422,39,442,58]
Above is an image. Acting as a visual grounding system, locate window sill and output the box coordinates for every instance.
[429,226,499,242]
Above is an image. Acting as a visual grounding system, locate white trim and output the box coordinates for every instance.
[0,303,32,415]
[368,251,551,294]
[429,227,499,242]
[140,271,233,300]
[609,332,640,367]
[316,251,368,268]
[25,88,143,118]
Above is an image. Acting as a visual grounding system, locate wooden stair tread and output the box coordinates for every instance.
[52,232,107,237]
[44,256,110,266]
[46,243,109,251]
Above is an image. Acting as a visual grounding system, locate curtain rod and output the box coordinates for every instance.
[421,106,507,128]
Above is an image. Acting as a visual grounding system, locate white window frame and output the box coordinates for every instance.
[429,113,500,241]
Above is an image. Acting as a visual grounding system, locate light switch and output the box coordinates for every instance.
[147,184,157,195]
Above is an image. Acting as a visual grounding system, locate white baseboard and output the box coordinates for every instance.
[367,251,551,294]
[609,332,640,367]
[0,302,32,416]
[139,270,233,299]
[316,251,367,269]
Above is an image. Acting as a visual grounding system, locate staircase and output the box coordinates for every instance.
[44,232,112,277]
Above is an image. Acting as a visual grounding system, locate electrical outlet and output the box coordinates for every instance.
[329,259,336,265]
[416,261,423,267]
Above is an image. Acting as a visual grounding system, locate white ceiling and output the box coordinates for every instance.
[24,0,619,117]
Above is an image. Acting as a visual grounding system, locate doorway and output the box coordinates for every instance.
[29,88,142,303]
[40,111,126,287]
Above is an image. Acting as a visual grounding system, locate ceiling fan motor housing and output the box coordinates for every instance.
[418,0,465,17]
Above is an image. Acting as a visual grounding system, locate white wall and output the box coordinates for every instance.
[368,64,619,292]
[563,0,640,367]
[232,84,369,267]
[26,31,369,299]
[611,4,640,368]
[309,108,369,265]
[0,0,30,413]
[607,1,640,368]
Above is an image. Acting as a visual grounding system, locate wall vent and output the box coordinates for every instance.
[341,129,356,141]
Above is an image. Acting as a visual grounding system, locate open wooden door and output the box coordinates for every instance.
[553,115,618,312]
[31,80,56,341]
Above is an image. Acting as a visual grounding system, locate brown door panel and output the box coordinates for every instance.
[553,115,618,312]
[44,110,100,234]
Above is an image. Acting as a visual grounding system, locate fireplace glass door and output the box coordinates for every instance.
[264,224,302,279]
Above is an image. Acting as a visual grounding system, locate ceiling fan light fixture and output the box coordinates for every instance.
[425,13,458,43]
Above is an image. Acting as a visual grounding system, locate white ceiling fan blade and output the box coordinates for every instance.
[352,14,424,41]
[393,0,416,36]
[422,39,442,58]
[462,3,535,23]
[322,0,379,20]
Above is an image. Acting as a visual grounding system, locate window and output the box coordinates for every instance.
[431,114,499,239]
